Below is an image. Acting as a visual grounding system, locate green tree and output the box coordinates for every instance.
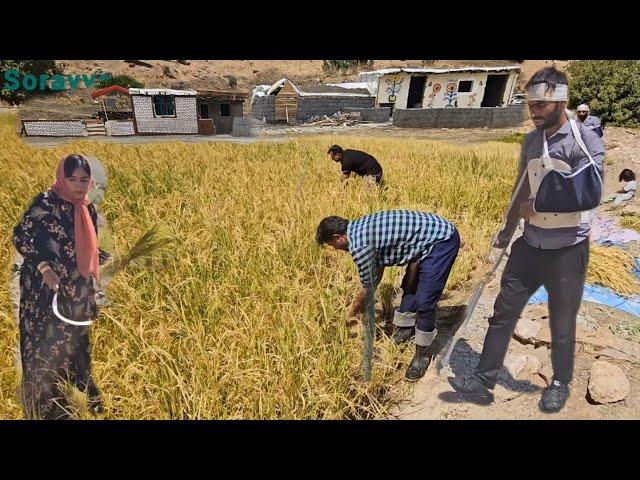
[567,60,640,127]
[95,74,144,90]
[0,60,60,105]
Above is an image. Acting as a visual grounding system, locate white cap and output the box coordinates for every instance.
[577,103,590,112]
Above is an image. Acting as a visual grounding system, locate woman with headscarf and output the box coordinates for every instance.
[13,154,109,419]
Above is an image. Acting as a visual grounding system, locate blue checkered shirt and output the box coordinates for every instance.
[347,210,455,288]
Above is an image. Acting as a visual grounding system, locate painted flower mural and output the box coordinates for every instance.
[444,82,457,108]
[426,83,441,108]
[385,76,404,103]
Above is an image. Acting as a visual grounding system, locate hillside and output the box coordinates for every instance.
[2,60,570,119]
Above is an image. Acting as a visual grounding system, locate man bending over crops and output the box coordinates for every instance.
[316,210,460,381]
[451,67,605,413]
[327,145,383,186]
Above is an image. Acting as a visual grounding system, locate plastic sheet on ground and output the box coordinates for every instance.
[590,213,640,246]
[528,284,640,318]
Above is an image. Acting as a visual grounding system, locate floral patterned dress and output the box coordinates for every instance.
[13,189,106,419]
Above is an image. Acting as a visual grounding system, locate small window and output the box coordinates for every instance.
[220,103,230,117]
[458,80,474,93]
[200,103,209,119]
[153,95,175,116]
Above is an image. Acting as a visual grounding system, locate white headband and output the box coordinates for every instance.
[526,83,568,102]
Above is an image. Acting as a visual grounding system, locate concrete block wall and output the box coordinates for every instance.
[296,96,375,121]
[393,105,527,128]
[132,95,198,134]
[23,121,87,137]
[106,120,135,136]
[232,117,253,137]
[343,107,391,123]
[251,96,276,122]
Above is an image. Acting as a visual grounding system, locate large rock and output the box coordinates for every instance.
[588,361,630,404]
[531,345,551,364]
[504,354,542,379]
[513,318,542,344]
[596,348,640,364]
[514,318,640,363]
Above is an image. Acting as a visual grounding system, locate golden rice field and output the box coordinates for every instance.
[0,113,632,419]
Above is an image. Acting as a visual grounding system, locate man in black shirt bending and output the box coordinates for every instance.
[328,145,383,185]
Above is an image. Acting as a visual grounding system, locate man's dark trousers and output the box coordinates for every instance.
[475,236,589,386]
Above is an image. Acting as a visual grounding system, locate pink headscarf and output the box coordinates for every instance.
[51,156,100,281]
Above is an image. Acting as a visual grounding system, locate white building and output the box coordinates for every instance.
[356,66,521,112]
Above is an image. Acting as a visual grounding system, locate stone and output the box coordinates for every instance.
[529,374,548,389]
[588,361,630,404]
[595,348,640,364]
[163,65,179,79]
[503,354,542,380]
[531,345,551,364]
[513,318,542,344]
[538,363,554,386]
[515,318,640,363]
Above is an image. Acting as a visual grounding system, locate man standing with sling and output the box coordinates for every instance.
[451,67,605,413]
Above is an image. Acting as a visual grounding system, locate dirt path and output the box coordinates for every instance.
[22,120,524,149]
[391,126,640,420]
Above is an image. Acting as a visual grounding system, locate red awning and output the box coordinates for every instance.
[91,85,129,100]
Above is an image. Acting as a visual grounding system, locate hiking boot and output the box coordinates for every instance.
[450,374,495,398]
[391,326,414,345]
[539,379,570,413]
[405,345,433,382]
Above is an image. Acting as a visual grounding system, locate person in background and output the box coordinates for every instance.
[576,103,604,137]
[602,169,636,207]
[327,145,383,186]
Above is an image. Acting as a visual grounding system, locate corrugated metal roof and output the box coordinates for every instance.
[128,88,197,96]
[357,65,521,78]
[326,82,373,94]
[266,78,372,97]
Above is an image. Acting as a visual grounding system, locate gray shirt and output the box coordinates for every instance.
[582,115,603,137]
[503,119,605,250]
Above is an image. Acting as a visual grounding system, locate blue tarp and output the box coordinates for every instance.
[528,284,640,318]
[527,216,640,317]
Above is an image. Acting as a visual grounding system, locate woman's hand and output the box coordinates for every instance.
[42,269,60,292]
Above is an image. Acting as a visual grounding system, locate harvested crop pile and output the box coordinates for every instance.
[587,245,640,296]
